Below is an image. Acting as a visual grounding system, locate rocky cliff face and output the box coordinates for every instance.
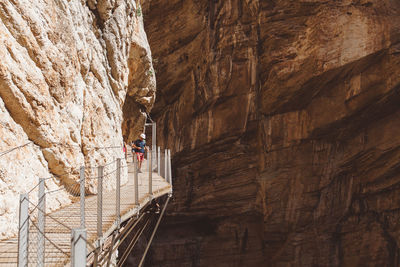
[0,0,155,239]
[143,0,400,266]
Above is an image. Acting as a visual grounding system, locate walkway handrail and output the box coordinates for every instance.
[7,144,173,266]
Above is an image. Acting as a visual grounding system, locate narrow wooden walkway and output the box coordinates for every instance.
[0,158,171,266]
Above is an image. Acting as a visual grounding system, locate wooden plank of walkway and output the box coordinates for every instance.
[0,158,171,266]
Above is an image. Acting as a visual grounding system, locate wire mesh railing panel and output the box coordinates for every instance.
[159,151,166,180]
[27,220,40,266]
[26,188,74,266]
[27,195,40,266]
[101,161,119,234]
[151,149,157,173]
[29,216,71,266]
[1,141,173,265]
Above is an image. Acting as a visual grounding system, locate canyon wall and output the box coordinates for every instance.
[143,0,400,266]
[0,0,155,239]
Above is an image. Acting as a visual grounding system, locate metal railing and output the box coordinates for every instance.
[12,146,173,266]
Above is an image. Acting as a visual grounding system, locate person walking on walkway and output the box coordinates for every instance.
[131,133,147,172]
[123,142,128,160]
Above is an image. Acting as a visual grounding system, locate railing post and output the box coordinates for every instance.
[97,166,104,240]
[18,194,29,267]
[71,228,87,267]
[152,123,156,171]
[168,149,172,189]
[152,147,156,172]
[152,123,156,152]
[164,149,168,182]
[149,148,153,200]
[157,146,161,176]
[80,166,85,228]
[38,178,45,267]
[116,158,121,227]
[147,148,150,173]
[95,166,103,266]
[134,155,139,206]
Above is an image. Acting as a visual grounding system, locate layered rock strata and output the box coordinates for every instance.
[0,0,155,239]
[142,0,400,266]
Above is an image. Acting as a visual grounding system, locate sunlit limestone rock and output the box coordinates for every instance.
[0,0,155,239]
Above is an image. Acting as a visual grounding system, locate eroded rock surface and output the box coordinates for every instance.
[0,0,155,239]
[142,0,400,266]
